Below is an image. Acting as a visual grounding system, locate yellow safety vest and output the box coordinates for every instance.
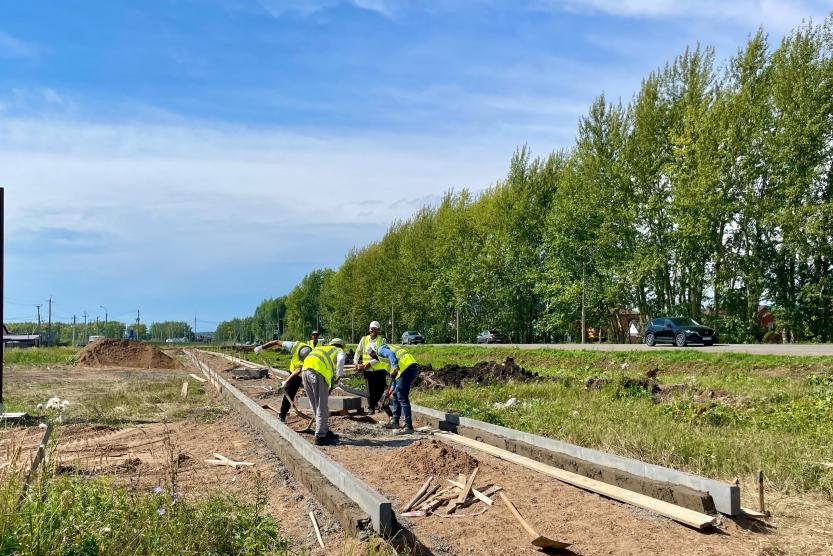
[356,334,390,372]
[388,345,417,378]
[289,341,312,372]
[304,345,340,386]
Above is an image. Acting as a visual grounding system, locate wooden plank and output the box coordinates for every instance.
[189,373,207,383]
[447,480,500,506]
[740,506,767,519]
[436,432,716,529]
[309,512,325,548]
[181,381,189,398]
[457,467,479,504]
[414,484,440,510]
[404,477,434,512]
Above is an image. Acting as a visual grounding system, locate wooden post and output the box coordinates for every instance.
[757,470,765,514]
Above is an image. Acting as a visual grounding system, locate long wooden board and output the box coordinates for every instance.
[436,432,716,530]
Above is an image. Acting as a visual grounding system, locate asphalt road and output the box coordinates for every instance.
[433,342,833,356]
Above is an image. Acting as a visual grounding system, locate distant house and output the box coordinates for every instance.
[3,325,42,348]
[757,305,775,331]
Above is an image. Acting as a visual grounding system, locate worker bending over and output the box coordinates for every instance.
[354,321,389,414]
[254,339,311,423]
[370,344,419,434]
[302,338,346,446]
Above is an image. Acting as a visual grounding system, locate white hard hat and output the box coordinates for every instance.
[369,321,381,330]
[329,338,345,348]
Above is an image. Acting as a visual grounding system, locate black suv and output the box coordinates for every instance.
[400,331,425,345]
[644,317,717,347]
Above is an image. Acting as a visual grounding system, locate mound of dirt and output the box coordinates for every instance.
[381,439,478,478]
[76,339,181,369]
[413,357,539,389]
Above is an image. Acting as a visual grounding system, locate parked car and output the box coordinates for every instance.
[476,330,506,344]
[400,331,425,345]
[644,317,717,347]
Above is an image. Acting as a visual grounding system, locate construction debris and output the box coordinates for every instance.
[230,367,269,380]
[309,511,325,548]
[204,453,254,469]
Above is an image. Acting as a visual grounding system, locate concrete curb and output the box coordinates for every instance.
[411,404,740,515]
[187,350,394,534]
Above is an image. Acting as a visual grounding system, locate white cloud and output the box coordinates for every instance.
[0,30,39,59]
[540,0,829,32]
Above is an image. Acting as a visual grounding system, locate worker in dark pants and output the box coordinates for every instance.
[371,344,419,434]
[354,321,389,414]
[255,340,311,423]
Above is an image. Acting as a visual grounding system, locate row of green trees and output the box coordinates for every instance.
[219,18,833,344]
[4,321,196,345]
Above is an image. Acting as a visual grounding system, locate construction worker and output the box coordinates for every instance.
[254,339,311,423]
[302,338,346,446]
[310,330,322,348]
[354,321,389,414]
[370,344,419,434]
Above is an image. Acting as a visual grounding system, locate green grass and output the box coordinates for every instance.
[4,377,227,426]
[3,347,78,365]
[408,346,833,498]
[0,455,288,555]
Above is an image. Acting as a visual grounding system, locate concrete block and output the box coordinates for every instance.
[411,404,739,516]
[296,396,362,411]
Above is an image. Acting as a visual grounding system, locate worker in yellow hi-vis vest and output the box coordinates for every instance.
[302,338,346,446]
[368,343,419,435]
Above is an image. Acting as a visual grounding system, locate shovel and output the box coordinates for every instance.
[256,354,314,429]
[498,492,570,551]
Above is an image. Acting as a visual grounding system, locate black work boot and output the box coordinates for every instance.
[278,414,287,423]
[396,424,415,435]
[382,420,400,430]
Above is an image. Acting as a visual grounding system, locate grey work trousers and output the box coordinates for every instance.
[302,369,330,437]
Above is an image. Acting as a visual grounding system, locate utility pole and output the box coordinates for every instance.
[391,304,395,341]
[100,306,107,338]
[47,296,53,347]
[136,309,140,340]
[456,307,460,344]
[35,304,41,335]
[96,316,99,335]
[72,315,77,347]
[83,312,88,344]
[194,313,197,342]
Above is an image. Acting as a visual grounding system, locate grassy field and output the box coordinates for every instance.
[404,346,833,498]
[3,347,78,366]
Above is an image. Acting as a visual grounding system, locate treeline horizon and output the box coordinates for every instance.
[4,320,197,344]
[218,17,833,344]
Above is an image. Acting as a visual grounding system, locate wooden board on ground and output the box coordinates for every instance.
[309,511,325,548]
[189,373,207,383]
[436,431,717,530]
[404,477,434,512]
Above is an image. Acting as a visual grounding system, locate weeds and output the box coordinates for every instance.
[0,425,289,555]
[3,347,78,366]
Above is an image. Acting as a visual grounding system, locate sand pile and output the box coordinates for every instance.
[413,357,539,389]
[381,439,478,478]
[76,339,181,369]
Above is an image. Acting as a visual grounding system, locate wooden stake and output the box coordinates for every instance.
[309,511,325,548]
[457,467,479,504]
[447,479,501,506]
[758,470,765,514]
[404,477,434,511]
[180,381,189,398]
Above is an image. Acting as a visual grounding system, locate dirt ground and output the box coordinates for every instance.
[206,350,833,556]
[8,349,830,555]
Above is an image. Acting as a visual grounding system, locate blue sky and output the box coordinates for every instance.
[1,0,829,329]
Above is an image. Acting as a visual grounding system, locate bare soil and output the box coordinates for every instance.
[414,357,540,389]
[76,339,181,369]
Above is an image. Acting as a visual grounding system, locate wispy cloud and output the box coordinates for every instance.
[542,0,828,32]
[256,0,395,18]
[0,30,40,59]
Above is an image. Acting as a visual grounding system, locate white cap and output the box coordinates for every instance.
[369,321,381,330]
[329,338,345,348]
